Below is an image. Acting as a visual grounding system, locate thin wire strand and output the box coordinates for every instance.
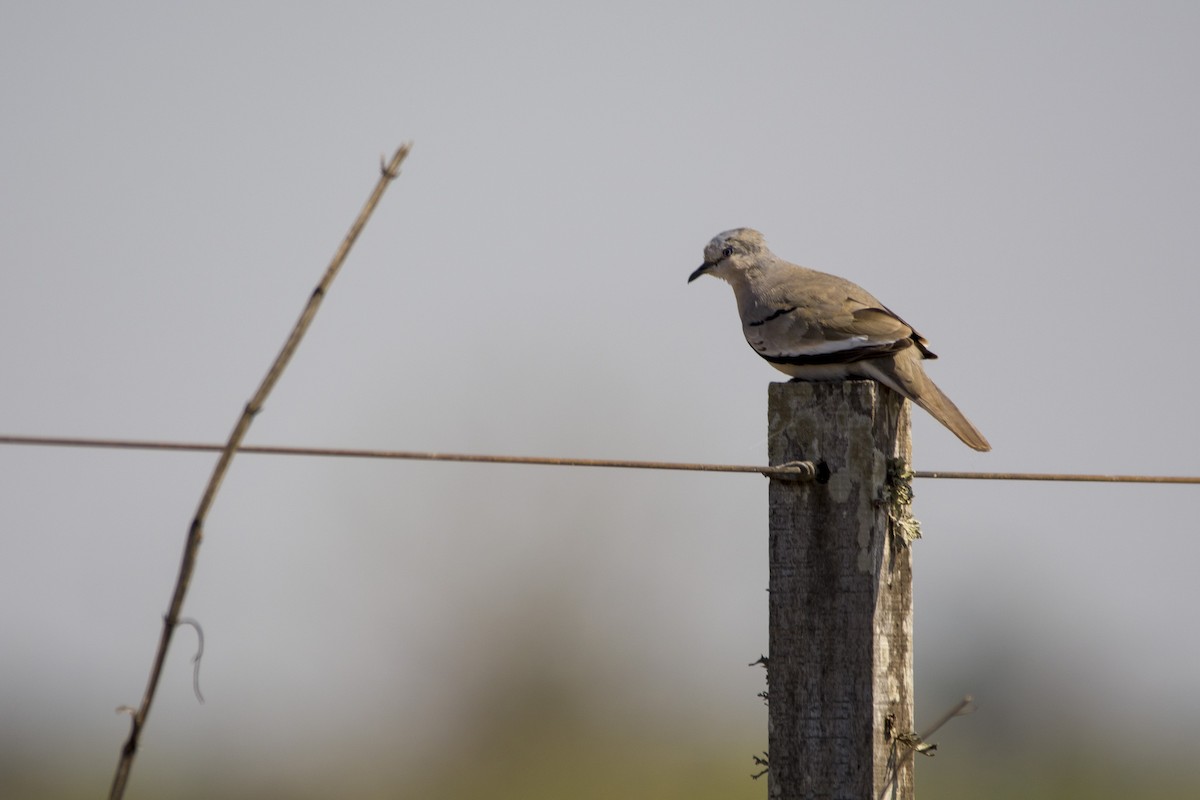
[914,470,1200,484]
[3,433,1197,484]
[0,434,814,478]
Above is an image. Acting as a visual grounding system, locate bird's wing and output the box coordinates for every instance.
[743,280,923,365]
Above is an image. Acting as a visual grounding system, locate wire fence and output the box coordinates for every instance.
[3,434,1197,485]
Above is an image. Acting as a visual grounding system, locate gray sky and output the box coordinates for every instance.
[3,2,1199,797]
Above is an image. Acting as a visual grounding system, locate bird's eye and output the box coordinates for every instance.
[722,246,733,258]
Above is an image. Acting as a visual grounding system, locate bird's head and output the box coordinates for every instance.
[688,228,770,284]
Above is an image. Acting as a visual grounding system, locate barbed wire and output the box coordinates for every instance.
[2,434,1197,484]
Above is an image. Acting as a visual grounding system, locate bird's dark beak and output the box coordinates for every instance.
[688,262,714,283]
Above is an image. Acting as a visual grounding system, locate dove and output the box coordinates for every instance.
[689,228,990,451]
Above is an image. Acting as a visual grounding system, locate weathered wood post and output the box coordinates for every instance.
[767,380,915,800]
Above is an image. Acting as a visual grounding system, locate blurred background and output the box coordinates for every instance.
[3,2,1199,798]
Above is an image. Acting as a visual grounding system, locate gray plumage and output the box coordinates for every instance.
[689,228,990,452]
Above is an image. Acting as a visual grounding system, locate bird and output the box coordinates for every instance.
[688,228,990,451]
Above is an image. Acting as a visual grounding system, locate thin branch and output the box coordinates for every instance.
[107,143,412,800]
[877,695,976,800]
[918,695,976,742]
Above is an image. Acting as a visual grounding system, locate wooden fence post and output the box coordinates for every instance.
[766,380,915,800]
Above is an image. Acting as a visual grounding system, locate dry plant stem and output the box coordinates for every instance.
[876,695,975,800]
[108,144,412,800]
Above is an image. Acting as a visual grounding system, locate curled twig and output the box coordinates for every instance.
[177,617,205,704]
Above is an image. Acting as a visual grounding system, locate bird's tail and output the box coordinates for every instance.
[861,350,991,452]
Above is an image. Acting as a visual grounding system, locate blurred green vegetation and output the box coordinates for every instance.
[8,577,1198,799]
[7,734,1200,799]
[7,684,1200,799]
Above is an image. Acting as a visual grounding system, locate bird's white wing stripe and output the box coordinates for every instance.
[753,335,873,356]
